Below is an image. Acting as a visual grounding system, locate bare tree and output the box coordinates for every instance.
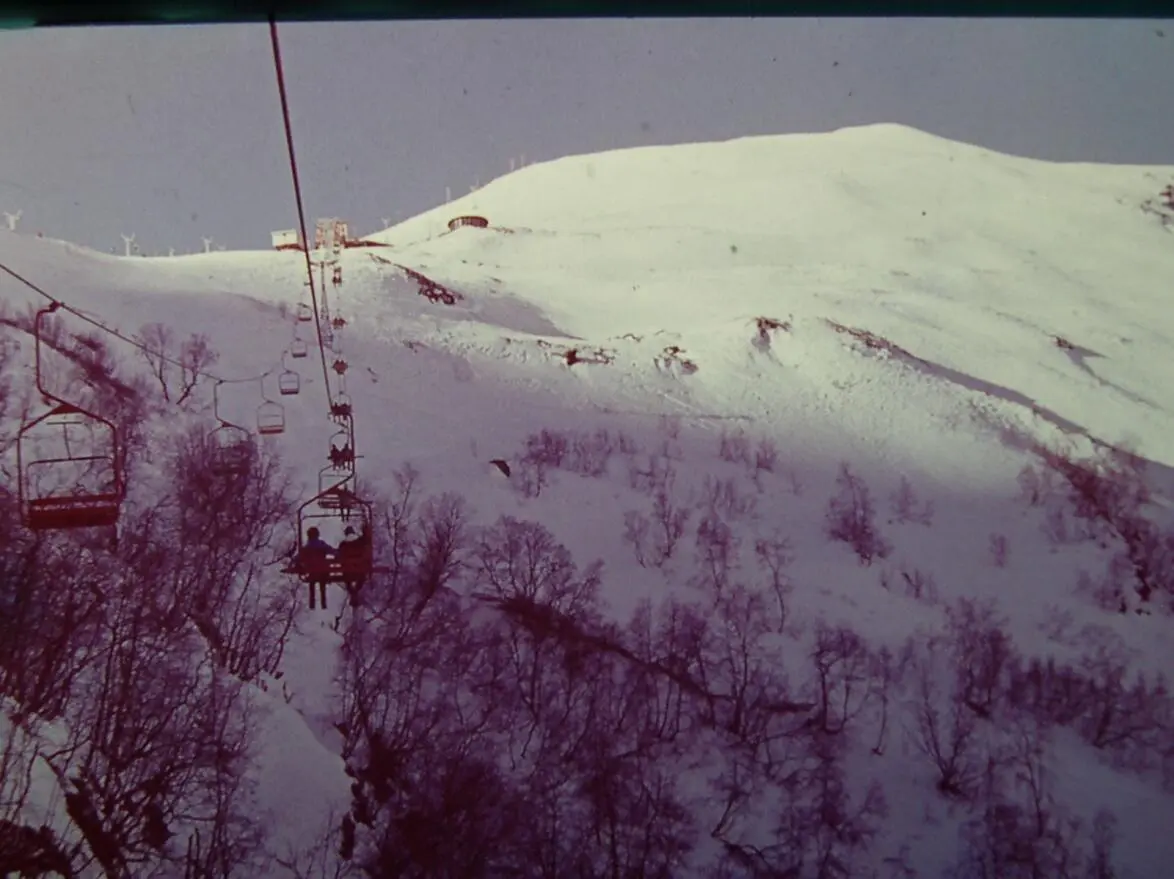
[905,636,983,800]
[826,463,891,565]
[753,530,795,633]
[135,322,218,406]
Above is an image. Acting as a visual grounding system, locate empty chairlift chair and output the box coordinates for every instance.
[279,371,300,396]
[16,304,126,531]
[279,352,300,396]
[257,401,285,435]
[255,374,286,435]
[209,422,254,476]
[17,402,125,530]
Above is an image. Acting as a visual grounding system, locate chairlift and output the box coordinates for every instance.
[330,394,353,423]
[282,485,388,595]
[297,302,313,322]
[290,337,308,359]
[257,401,285,435]
[332,358,348,376]
[317,465,355,506]
[278,351,300,396]
[328,428,356,470]
[332,266,343,286]
[209,382,255,476]
[16,304,125,531]
[279,371,300,396]
[209,422,254,475]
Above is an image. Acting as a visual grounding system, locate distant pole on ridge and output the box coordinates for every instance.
[121,233,136,257]
[202,236,213,254]
[3,209,21,231]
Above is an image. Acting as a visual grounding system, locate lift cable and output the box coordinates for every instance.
[0,259,278,386]
[268,16,334,412]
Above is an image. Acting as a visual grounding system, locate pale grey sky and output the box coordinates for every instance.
[1,19,1171,255]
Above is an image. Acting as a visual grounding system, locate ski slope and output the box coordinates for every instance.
[2,122,1173,876]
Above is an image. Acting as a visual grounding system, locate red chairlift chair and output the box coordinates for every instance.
[257,401,285,435]
[279,371,300,396]
[16,304,126,531]
[290,337,308,359]
[279,352,300,396]
[17,403,124,531]
[297,302,313,322]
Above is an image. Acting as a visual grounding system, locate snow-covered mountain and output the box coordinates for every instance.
[2,122,1173,878]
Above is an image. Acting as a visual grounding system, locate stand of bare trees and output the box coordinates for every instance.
[0,325,295,878]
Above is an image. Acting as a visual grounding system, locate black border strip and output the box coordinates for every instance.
[3,0,1173,27]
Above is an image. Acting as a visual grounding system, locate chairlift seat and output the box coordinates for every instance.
[283,547,388,584]
[290,340,308,359]
[26,494,121,530]
[297,303,313,322]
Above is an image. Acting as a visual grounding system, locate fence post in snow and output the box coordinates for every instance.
[3,209,21,231]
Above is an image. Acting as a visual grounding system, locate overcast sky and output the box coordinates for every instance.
[1,19,1171,255]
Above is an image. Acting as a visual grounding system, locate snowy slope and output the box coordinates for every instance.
[2,123,1174,877]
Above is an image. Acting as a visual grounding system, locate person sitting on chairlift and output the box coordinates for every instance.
[337,524,370,606]
[299,526,335,610]
[338,525,368,600]
[330,442,354,469]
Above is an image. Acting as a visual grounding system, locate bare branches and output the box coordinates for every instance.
[135,322,218,406]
